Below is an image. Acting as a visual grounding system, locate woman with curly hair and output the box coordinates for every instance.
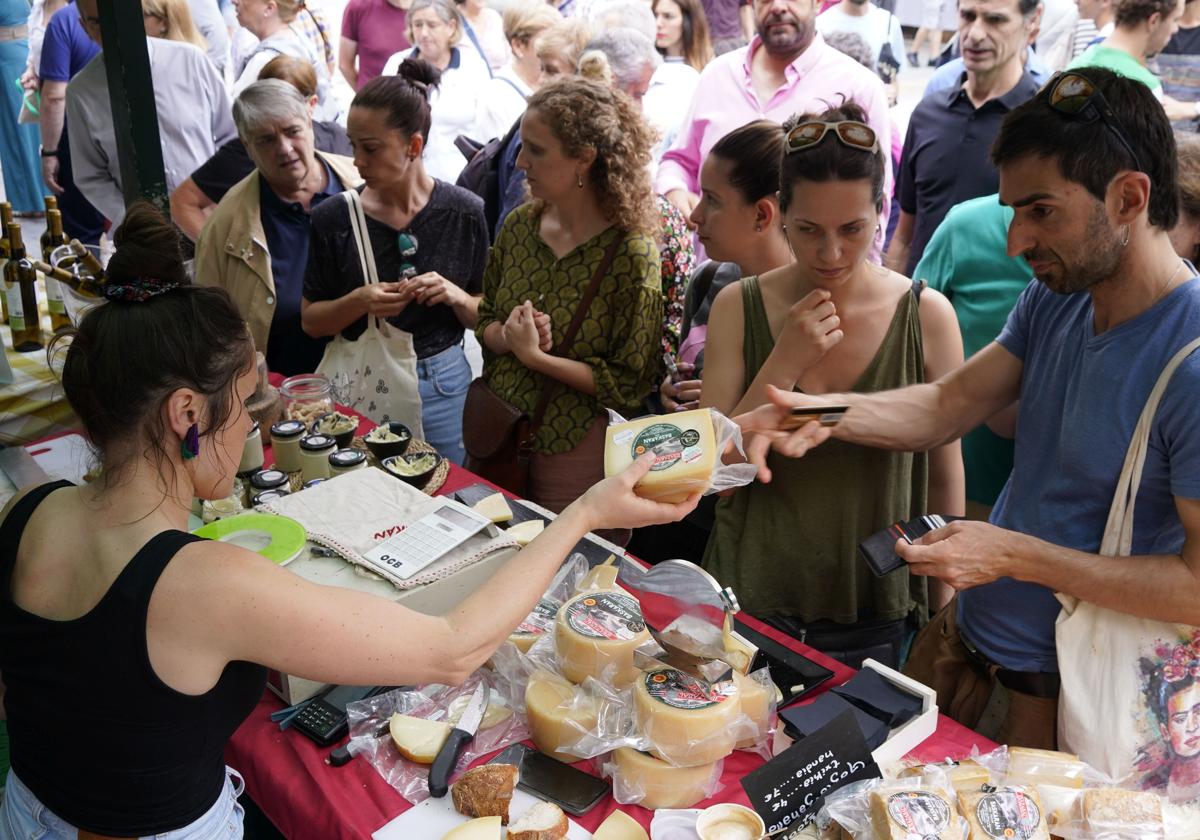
[472,76,662,531]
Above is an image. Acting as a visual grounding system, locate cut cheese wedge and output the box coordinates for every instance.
[1007,747,1086,789]
[733,670,771,750]
[634,668,739,766]
[555,590,650,686]
[525,671,599,763]
[593,810,649,840]
[441,816,502,840]
[447,692,513,731]
[389,713,452,764]
[505,519,544,546]
[611,747,720,809]
[604,409,716,503]
[509,596,560,653]
[577,557,619,593]
[869,788,965,840]
[958,785,1050,840]
[473,493,513,523]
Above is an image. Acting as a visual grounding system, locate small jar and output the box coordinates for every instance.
[201,495,243,524]
[249,468,289,494]
[328,448,367,476]
[238,421,264,476]
[280,374,334,429]
[270,419,306,473]
[299,433,336,483]
[252,489,291,506]
[302,478,327,490]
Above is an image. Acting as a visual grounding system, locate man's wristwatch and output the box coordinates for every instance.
[40,148,57,157]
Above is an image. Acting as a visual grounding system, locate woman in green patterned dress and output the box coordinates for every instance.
[474,76,663,525]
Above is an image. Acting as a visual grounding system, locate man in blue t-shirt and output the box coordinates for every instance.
[739,67,1200,749]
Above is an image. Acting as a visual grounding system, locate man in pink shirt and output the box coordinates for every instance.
[657,0,893,224]
[340,0,412,90]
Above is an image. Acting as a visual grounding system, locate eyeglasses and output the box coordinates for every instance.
[1041,72,1143,174]
[785,120,879,155]
[397,232,418,280]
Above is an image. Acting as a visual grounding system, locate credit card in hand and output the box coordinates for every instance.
[782,405,850,430]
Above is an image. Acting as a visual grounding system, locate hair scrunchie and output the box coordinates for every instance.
[102,277,180,303]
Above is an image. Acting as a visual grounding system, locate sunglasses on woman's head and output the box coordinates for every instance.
[1041,72,1144,174]
[785,120,879,155]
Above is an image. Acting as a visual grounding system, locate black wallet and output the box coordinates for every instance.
[858,515,962,576]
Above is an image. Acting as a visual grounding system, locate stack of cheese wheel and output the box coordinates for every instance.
[524,670,600,763]
[554,590,651,686]
[633,667,740,766]
[611,747,724,810]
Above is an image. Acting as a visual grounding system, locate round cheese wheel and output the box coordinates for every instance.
[524,671,599,763]
[634,668,740,766]
[554,591,650,686]
[733,670,771,749]
[509,596,561,653]
[611,747,720,810]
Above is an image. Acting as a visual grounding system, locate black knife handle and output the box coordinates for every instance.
[428,728,473,798]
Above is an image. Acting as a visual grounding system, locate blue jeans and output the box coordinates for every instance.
[417,342,471,466]
[0,767,245,839]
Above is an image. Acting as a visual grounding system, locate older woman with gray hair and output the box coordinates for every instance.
[193,79,361,376]
[381,0,492,182]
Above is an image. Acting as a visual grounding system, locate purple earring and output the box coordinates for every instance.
[181,423,200,460]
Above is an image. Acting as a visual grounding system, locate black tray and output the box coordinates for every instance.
[733,618,836,707]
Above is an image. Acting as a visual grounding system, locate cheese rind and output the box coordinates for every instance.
[611,747,720,809]
[593,810,649,840]
[441,816,503,840]
[524,671,599,763]
[555,591,650,685]
[869,787,965,840]
[604,409,717,503]
[472,493,513,523]
[633,668,740,766]
[957,785,1050,840]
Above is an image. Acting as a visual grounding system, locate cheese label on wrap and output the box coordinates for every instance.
[974,790,1043,839]
[565,592,645,640]
[643,669,733,710]
[516,597,560,636]
[624,422,705,473]
[887,792,954,836]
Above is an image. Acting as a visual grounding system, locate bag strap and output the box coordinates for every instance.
[523,235,623,445]
[343,189,385,331]
[459,21,495,79]
[1101,333,1200,557]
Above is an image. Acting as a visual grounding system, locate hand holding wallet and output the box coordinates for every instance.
[858,514,963,577]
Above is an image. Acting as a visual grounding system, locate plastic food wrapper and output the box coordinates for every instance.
[605,407,758,500]
[344,670,529,804]
[819,768,970,840]
[602,748,725,810]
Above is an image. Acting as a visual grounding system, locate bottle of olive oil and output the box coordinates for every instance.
[6,222,44,352]
[41,205,71,332]
[0,202,12,325]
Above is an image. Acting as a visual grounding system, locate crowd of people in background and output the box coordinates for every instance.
[4,0,1200,830]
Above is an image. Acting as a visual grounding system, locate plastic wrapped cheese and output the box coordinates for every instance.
[1006,748,1086,789]
[633,667,740,766]
[733,670,772,750]
[870,787,965,840]
[508,597,560,653]
[604,409,716,503]
[524,671,599,763]
[610,747,722,809]
[957,785,1050,840]
[555,590,650,686]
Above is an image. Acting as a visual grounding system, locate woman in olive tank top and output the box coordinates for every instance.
[701,104,965,669]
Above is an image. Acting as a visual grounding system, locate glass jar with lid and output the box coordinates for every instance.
[328,448,367,476]
[280,374,334,429]
[299,434,337,483]
[238,421,264,476]
[249,468,290,494]
[269,419,306,473]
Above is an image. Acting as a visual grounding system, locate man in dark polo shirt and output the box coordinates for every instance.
[886,0,1042,276]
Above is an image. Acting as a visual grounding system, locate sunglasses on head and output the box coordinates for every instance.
[397,232,418,280]
[785,120,879,155]
[1042,72,1144,173]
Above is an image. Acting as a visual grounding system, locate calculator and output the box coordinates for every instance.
[292,684,386,746]
[360,499,492,580]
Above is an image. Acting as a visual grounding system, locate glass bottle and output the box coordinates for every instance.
[41,207,70,332]
[6,223,43,352]
[0,202,12,325]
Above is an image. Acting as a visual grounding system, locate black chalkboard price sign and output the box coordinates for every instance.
[740,709,881,837]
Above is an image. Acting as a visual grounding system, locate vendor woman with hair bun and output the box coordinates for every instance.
[0,204,696,838]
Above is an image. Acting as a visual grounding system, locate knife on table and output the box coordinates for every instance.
[428,683,488,798]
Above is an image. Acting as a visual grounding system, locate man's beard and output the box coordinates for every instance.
[758,12,813,57]
[1028,203,1124,295]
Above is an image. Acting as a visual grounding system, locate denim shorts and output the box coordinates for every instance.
[0,766,245,840]
[417,342,472,466]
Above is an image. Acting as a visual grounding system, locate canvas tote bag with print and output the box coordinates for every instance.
[1056,335,1200,835]
[316,190,423,437]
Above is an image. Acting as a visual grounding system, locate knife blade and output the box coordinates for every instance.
[428,683,488,798]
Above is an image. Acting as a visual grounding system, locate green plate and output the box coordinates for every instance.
[192,512,308,566]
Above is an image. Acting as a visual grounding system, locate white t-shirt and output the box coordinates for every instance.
[381,46,492,182]
[473,64,532,143]
[815,3,905,73]
[644,59,700,155]
[460,7,510,71]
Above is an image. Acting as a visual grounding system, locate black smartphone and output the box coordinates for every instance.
[489,744,610,816]
[782,405,850,430]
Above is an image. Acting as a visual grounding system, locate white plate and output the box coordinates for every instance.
[373,788,593,839]
[650,809,701,840]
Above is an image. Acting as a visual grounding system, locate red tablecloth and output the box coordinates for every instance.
[225,463,997,839]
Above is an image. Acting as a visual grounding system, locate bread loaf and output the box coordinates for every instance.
[507,801,569,840]
[450,763,519,824]
[1082,788,1164,838]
